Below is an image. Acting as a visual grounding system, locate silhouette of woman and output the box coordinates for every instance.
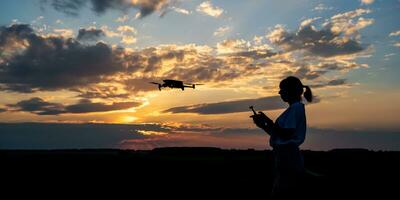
[251,76,312,199]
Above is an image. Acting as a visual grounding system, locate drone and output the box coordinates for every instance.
[149,79,204,91]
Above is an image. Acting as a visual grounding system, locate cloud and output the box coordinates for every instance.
[124,77,164,93]
[196,1,223,17]
[0,38,253,96]
[289,66,328,80]
[42,0,174,18]
[223,50,277,60]
[0,20,365,101]
[116,15,129,23]
[0,123,153,149]
[77,28,105,41]
[116,25,137,44]
[121,35,137,45]
[328,9,373,35]
[0,122,265,150]
[360,0,374,5]
[316,62,368,71]
[330,8,371,21]
[64,99,141,114]
[99,25,138,45]
[117,25,137,34]
[300,17,321,28]
[0,24,127,93]
[270,25,365,57]
[267,9,373,57]
[394,42,400,47]
[312,3,333,11]
[172,7,190,15]
[310,79,349,88]
[0,108,8,113]
[0,122,399,150]
[389,30,400,37]
[120,44,259,85]
[214,26,231,37]
[163,96,287,115]
[7,97,141,115]
[161,54,245,83]
[100,25,121,37]
[53,28,74,38]
[71,85,130,99]
[7,97,65,115]
[384,53,395,60]
[216,39,249,54]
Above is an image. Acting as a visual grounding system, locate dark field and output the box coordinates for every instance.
[1,148,399,199]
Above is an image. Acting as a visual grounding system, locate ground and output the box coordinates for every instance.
[1,147,399,199]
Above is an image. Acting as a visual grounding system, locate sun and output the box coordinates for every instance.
[118,116,138,124]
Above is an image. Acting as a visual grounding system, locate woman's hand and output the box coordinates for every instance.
[250,111,273,130]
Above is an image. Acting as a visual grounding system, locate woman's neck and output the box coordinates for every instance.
[288,99,301,105]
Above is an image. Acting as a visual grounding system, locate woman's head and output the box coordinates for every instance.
[279,76,312,103]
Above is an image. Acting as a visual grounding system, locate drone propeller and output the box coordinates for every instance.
[186,83,204,85]
[149,82,162,91]
[186,83,205,89]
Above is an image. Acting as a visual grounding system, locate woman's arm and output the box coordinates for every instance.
[251,111,273,136]
[252,111,295,139]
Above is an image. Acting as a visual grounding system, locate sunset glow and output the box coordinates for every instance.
[0,0,399,150]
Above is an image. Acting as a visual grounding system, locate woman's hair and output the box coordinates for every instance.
[280,76,313,102]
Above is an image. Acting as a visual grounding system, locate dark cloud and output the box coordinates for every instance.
[163,96,287,115]
[41,0,173,18]
[310,79,348,88]
[164,66,241,83]
[281,62,364,82]
[290,66,328,80]
[77,28,105,41]
[65,98,141,114]
[0,123,166,149]
[117,47,189,75]
[2,24,242,95]
[0,24,33,52]
[0,84,35,93]
[41,0,86,16]
[0,24,125,93]
[121,46,252,90]
[0,24,274,95]
[268,25,367,57]
[7,97,141,115]
[7,97,65,115]
[0,108,7,113]
[162,54,247,83]
[164,95,321,115]
[0,123,398,150]
[71,86,130,99]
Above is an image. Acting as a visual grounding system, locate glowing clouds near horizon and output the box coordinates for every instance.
[0,7,380,126]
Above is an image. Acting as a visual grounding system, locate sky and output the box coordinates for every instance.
[0,0,399,150]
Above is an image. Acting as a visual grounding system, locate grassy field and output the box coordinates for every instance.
[1,147,399,199]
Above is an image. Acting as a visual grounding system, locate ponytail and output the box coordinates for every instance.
[303,85,312,102]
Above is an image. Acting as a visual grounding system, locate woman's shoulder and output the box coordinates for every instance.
[289,101,305,112]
